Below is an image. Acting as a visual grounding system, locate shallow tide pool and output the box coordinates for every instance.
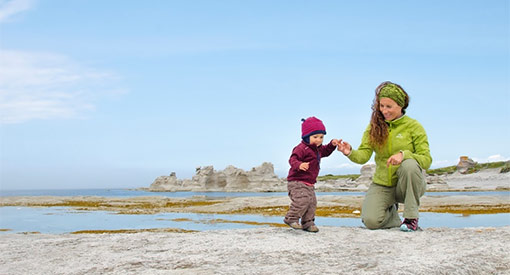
[0,207,508,234]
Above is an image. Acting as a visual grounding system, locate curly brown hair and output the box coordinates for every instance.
[369,81,410,148]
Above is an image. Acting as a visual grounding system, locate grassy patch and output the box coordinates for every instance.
[426,165,457,175]
[318,174,360,181]
[500,162,510,173]
[317,161,509,177]
[463,161,509,174]
[426,161,509,175]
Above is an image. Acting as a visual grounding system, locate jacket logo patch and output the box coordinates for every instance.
[396,133,404,139]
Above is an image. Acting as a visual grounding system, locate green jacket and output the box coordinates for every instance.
[348,115,432,187]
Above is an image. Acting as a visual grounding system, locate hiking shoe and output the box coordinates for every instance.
[284,220,303,230]
[304,225,319,233]
[400,218,419,232]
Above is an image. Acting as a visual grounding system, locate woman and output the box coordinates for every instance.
[337,81,432,231]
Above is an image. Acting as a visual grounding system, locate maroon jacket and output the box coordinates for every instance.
[287,141,336,185]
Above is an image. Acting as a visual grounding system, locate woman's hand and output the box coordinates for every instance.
[337,139,352,156]
[386,151,404,167]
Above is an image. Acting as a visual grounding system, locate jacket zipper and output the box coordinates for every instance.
[388,122,393,185]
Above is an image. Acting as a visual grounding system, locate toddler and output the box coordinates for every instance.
[284,117,338,232]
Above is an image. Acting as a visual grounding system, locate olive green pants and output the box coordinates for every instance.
[361,159,426,229]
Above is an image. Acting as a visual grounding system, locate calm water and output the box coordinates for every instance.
[0,189,508,234]
[0,207,508,234]
[1,189,509,198]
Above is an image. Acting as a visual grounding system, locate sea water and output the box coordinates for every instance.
[1,189,509,234]
[0,206,509,234]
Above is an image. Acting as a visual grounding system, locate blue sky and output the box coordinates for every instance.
[0,0,509,190]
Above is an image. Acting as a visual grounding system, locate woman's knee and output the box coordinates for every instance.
[362,217,382,229]
[361,211,386,229]
[398,159,422,177]
[400,158,420,170]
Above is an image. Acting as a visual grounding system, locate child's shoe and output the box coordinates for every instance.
[304,225,319,233]
[400,218,419,232]
[284,220,303,230]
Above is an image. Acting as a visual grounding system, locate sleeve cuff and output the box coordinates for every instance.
[345,146,353,157]
[401,150,411,160]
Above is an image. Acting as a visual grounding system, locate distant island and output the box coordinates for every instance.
[142,157,510,192]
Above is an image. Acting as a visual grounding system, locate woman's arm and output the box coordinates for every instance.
[347,126,374,165]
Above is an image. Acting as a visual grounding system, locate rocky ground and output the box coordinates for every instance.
[1,226,508,275]
[1,162,508,274]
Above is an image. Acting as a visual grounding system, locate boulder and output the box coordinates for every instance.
[357,164,375,185]
[149,172,182,192]
[456,156,477,174]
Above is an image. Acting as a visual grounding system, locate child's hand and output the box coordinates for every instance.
[299,162,310,171]
[337,139,352,156]
[331,139,339,146]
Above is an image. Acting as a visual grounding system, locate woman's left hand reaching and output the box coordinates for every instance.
[386,151,403,167]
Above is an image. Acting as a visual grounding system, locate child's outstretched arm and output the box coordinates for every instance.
[320,139,339,158]
[331,139,339,147]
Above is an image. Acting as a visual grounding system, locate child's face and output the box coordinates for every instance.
[309,134,324,147]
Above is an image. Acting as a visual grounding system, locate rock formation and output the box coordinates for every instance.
[456,156,477,174]
[357,164,376,185]
[148,162,286,192]
[146,157,510,192]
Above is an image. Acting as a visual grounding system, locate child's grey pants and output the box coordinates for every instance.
[284,181,317,229]
[361,159,427,229]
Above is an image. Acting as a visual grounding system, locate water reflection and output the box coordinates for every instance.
[0,207,508,234]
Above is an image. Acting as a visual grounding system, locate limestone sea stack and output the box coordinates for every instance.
[148,162,286,192]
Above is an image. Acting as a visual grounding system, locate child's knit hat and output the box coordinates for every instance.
[301,117,326,142]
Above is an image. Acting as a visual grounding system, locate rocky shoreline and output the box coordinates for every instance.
[144,161,510,192]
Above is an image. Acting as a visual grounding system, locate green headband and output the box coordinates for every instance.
[378,83,406,107]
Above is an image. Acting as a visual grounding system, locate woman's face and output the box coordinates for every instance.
[379,97,403,121]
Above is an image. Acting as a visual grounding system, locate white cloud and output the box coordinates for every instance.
[0,0,33,22]
[0,50,125,124]
[430,159,455,168]
[473,155,509,163]
[487,154,509,162]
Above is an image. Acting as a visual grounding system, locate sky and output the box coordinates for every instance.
[0,0,509,190]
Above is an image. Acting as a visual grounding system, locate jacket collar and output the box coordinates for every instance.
[386,114,407,126]
[301,141,320,151]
